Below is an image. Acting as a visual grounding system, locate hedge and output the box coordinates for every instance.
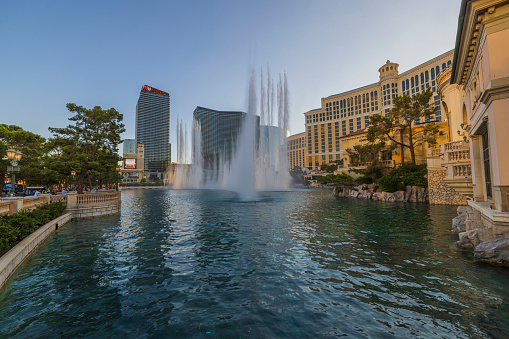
[0,202,67,252]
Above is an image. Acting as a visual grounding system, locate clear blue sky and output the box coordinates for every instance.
[0,0,462,158]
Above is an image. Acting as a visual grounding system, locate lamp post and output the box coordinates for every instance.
[115,166,120,191]
[6,148,22,197]
[71,170,76,191]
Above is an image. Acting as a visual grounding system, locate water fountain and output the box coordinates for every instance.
[171,67,291,199]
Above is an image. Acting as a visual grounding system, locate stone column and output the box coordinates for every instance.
[3,197,24,215]
[66,192,77,208]
[470,135,484,202]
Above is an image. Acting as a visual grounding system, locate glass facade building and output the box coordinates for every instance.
[136,85,171,173]
[193,106,260,170]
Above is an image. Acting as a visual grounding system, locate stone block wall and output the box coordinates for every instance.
[428,168,467,205]
[66,203,121,220]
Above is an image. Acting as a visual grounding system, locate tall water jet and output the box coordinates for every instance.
[221,70,258,199]
[172,66,291,198]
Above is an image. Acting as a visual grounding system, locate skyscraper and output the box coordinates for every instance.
[193,106,259,170]
[136,85,171,177]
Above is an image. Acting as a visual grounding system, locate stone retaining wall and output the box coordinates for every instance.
[66,202,121,220]
[0,213,73,291]
[428,168,467,205]
[332,184,427,203]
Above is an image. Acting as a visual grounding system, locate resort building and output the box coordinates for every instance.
[287,132,307,169]
[136,85,171,180]
[193,106,260,170]
[304,51,455,169]
[120,140,145,183]
[451,0,509,215]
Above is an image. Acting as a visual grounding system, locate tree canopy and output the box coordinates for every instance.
[366,88,442,164]
[47,103,125,193]
[0,124,48,190]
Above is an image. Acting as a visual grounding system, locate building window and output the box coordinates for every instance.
[425,71,429,83]
[431,68,435,80]
[402,81,406,91]
[421,72,424,84]
[442,63,446,71]
[415,75,419,86]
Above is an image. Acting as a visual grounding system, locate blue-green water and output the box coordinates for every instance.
[1,189,508,338]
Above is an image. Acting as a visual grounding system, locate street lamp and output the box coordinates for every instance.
[6,148,22,197]
[71,170,76,190]
[115,165,120,191]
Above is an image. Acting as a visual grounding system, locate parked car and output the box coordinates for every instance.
[24,187,45,196]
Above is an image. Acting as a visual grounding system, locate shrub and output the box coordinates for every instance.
[0,202,66,252]
[376,163,427,192]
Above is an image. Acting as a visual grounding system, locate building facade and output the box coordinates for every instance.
[452,0,509,213]
[120,139,145,183]
[304,51,455,169]
[193,106,260,170]
[287,132,307,169]
[135,85,171,178]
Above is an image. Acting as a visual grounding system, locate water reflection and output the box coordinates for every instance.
[0,189,508,338]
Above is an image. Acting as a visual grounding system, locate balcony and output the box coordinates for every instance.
[440,140,473,197]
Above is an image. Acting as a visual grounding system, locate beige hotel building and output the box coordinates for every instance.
[300,51,454,170]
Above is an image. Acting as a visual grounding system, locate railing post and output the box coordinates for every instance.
[3,197,24,215]
[67,192,77,208]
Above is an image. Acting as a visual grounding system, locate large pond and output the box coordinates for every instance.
[1,189,508,338]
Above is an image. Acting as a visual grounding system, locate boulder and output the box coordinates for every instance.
[457,229,481,249]
[452,213,467,233]
[404,186,413,202]
[457,228,494,249]
[474,237,509,264]
[393,190,406,202]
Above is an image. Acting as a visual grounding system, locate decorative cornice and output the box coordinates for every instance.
[480,83,509,106]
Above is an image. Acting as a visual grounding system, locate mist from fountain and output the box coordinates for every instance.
[171,66,291,199]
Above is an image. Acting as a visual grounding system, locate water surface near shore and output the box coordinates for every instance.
[0,189,508,338]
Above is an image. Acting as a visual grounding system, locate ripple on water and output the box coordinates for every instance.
[1,189,509,338]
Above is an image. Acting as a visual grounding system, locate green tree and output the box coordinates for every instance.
[320,163,338,173]
[346,141,388,166]
[0,124,48,190]
[367,88,442,164]
[48,104,125,194]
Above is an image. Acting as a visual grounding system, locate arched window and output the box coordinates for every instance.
[447,60,451,67]
[421,72,424,84]
[386,67,389,71]
[406,79,409,90]
[340,101,343,109]
[436,66,440,76]
[362,94,365,103]
[425,71,429,82]
[370,92,373,100]
[411,77,415,88]
[402,81,406,91]
[442,63,446,71]
[390,66,393,70]
[415,75,419,86]
[431,68,435,80]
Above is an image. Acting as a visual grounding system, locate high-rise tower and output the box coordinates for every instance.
[136,85,171,177]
